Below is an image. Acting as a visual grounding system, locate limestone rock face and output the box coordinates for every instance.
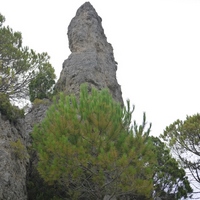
[0,100,51,200]
[0,115,27,200]
[55,2,123,105]
[24,100,51,142]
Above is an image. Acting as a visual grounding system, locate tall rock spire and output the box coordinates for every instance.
[55,2,123,104]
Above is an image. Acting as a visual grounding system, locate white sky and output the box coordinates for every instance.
[1,0,200,137]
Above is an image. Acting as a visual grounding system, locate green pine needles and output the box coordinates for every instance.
[32,84,156,199]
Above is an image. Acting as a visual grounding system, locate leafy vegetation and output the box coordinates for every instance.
[32,84,156,199]
[161,114,200,192]
[0,92,24,122]
[0,12,56,123]
[152,136,192,199]
[29,62,56,102]
[0,13,56,103]
[31,84,193,199]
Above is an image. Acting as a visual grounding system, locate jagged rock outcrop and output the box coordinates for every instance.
[55,2,123,105]
[24,100,51,143]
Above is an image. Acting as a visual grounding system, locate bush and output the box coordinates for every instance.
[10,139,28,160]
[0,93,24,122]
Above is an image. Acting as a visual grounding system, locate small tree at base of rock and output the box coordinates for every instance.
[32,84,156,199]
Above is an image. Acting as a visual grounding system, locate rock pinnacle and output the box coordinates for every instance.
[55,2,123,105]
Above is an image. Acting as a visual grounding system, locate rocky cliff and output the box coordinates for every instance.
[0,2,123,199]
[55,2,123,105]
[0,100,51,200]
[0,115,28,200]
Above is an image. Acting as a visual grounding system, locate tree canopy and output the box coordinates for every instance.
[29,62,56,102]
[0,13,56,103]
[161,114,200,192]
[32,84,156,199]
[152,136,192,199]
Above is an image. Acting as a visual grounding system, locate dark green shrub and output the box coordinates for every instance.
[0,93,24,122]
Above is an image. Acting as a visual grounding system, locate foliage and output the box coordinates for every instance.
[161,114,200,191]
[27,174,62,200]
[27,146,63,200]
[0,92,24,122]
[0,13,55,102]
[32,98,51,106]
[32,84,156,199]
[132,115,192,199]
[10,139,28,160]
[152,137,192,199]
[29,62,56,102]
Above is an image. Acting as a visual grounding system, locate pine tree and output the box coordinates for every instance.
[152,137,192,199]
[29,63,56,102]
[32,84,156,199]
[161,114,200,193]
[0,13,55,103]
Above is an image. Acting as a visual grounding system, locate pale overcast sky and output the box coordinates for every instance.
[1,0,200,137]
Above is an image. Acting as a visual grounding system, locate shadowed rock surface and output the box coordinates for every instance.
[55,2,123,105]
